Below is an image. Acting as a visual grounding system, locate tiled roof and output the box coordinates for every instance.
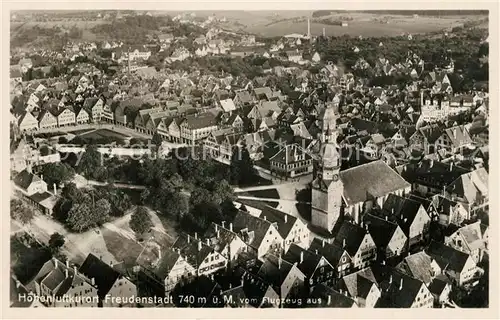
[14,169,42,190]
[310,284,357,308]
[426,241,471,273]
[78,253,121,300]
[340,160,410,206]
[334,221,370,256]
[259,206,297,240]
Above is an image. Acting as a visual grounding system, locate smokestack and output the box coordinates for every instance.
[307,18,311,38]
[73,265,77,276]
[195,232,198,240]
[229,223,233,232]
[188,234,190,243]
[300,251,304,263]
[450,162,453,172]
[278,255,282,269]
[399,278,403,290]
[91,278,95,286]
[217,230,220,238]
[343,239,346,248]
[430,159,434,168]
[215,224,218,233]
[385,216,388,221]
[420,90,424,106]
[198,241,202,252]
[53,183,57,195]
[54,258,58,269]
[206,238,210,245]
[222,221,225,228]
[389,275,393,284]
[284,215,288,223]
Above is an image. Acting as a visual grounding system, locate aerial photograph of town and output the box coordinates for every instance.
[9,9,489,309]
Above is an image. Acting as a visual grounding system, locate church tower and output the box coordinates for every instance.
[311,104,343,232]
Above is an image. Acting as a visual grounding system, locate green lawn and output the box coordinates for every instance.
[102,229,143,269]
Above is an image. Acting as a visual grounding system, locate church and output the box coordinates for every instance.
[311,104,411,233]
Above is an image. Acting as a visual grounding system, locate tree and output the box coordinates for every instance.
[189,187,212,207]
[40,163,75,187]
[230,145,257,186]
[66,196,109,232]
[10,199,34,224]
[77,145,102,178]
[151,132,163,149]
[95,198,111,220]
[66,202,95,232]
[48,232,65,251]
[129,206,153,234]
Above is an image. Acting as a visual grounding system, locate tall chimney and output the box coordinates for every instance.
[229,223,233,232]
[278,255,282,269]
[322,239,325,247]
[263,216,266,221]
[450,162,453,172]
[198,241,202,252]
[300,251,304,263]
[420,90,424,106]
[343,239,346,248]
[222,221,225,228]
[65,268,69,278]
[54,258,58,269]
[307,18,311,38]
[53,183,57,195]
[91,278,95,286]
[217,230,220,238]
[73,265,77,276]
[399,278,403,290]
[206,238,210,245]
[389,275,393,284]
[284,215,288,223]
[215,224,218,233]
[385,215,388,221]
[187,234,190,243]
[65,260,69,268]
[194,232,198,240]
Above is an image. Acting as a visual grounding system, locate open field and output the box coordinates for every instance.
[248,13,477,37]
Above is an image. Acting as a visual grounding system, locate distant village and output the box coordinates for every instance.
[9,10,489,309]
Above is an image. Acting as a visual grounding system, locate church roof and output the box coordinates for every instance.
[340,160,410,206]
